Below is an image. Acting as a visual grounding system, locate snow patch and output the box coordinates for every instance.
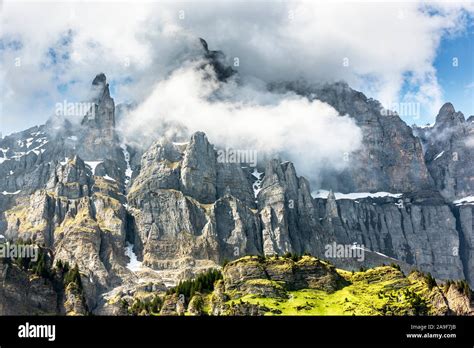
[453,196,474,206]
[85,161,102,175]
[32,148,46,156]
[124,242,142,272]
[251,168,264,199]
[311,190,402,200]
[25,138,34,148]
[374,251,390,258]
[103,174,116,182]
[0,148,10,163]
[60,157,69,166]
[120,144,133,184]
[417,123,434,129]
[433,151,444,161]
[350,244,398,261]
[31,131,45,137]
[2,190,21,195]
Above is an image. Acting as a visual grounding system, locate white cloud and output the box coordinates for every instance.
[119,62,363,179]
[0,0,473,135]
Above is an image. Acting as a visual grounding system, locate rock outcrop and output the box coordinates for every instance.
[223,256,347,295]
[127,133,262,278]
[258,160,327,256]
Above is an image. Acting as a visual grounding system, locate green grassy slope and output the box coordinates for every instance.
[225,266,438,315]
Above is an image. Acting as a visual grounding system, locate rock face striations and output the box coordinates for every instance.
[412,103,474,287]
[0,40,473,315]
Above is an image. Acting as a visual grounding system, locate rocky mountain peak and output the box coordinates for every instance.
[77,73,117,156]
[199,38,209,52]
[189,131,211,147]
[325,190,338,219]
[435,102,465,126]
[181,131,217,203]
[92,72,107,86]
[198,38,235,81]
[90,73,111,105]
[414,101,474,201]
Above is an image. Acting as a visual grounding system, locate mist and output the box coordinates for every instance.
[118,61,363,180]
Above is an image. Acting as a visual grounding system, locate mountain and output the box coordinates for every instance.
[413,104,474,286]
[0,39,473,315]
[413,103,474,201]
[270,80,433,193]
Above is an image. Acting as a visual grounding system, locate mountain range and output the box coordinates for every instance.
[0,39,473,315]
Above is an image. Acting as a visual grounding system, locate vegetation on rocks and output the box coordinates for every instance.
[167,268,223,302]
[201,256,471,316]
[116,255,472,316]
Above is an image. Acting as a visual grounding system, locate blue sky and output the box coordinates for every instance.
[433,21,474,120]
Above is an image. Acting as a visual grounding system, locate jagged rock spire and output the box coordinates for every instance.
[92,73,107,86]
[326,190,338,219]
[435,102,465,126]
[83,73,115,131]
[198,38,235,81]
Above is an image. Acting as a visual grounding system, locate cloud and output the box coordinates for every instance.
[466,135,474,148]
[0,0,473,135]
[119,62,363,180]
[163,1,472,117]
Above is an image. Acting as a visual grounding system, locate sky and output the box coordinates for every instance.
[433,23,474,122]
[0,0,473,137]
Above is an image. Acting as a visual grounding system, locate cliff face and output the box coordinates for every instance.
[0,260,88,316]
[126,132,262,278]
[270,81,433,193]
[313,193,465,281]
[456,204,474,286]
[0,262,58,315]
[0,42,473,314]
